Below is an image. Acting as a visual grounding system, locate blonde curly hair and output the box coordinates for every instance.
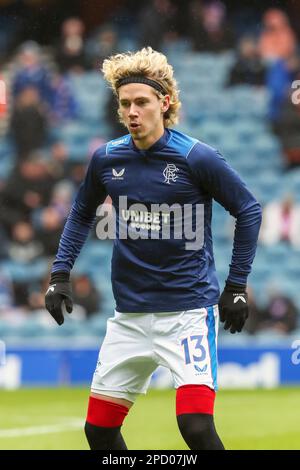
[102,47,181,127]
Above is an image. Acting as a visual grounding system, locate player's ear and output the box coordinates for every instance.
[161,95,170,113]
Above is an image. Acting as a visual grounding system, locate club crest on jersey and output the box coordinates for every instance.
[163,163,179,184]
[112,168,125,180]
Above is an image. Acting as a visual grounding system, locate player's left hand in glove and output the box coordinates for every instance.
[45,271,73,326]
[218,281,248,334]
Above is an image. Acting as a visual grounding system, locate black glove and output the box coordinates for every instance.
[218,281,248,334]
[45,271,73,325]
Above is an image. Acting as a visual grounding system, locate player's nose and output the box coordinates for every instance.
[128,104,138,117]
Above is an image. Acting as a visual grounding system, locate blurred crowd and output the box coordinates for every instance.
[0,0,299,333]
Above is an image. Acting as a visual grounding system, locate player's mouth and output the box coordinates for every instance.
[129,123,141,131]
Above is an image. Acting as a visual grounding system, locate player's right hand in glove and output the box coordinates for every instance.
[45,271,73,325]
[218,281,248,334]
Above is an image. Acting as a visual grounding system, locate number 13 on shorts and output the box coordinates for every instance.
[177,306,218,389]
[181,336,206,364]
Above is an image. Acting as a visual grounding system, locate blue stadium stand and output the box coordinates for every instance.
[1,259,49,283]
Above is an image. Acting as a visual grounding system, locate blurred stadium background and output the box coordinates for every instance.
[0,0,300,450]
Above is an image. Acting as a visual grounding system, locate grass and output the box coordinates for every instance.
[0,387,299,450]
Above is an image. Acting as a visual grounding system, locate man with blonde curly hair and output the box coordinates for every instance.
[45,47,262,450]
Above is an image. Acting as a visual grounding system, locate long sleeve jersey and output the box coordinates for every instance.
[52,128,262,313]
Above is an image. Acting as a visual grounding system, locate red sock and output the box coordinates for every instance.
[86,396,129,427]
[176,384,215,416]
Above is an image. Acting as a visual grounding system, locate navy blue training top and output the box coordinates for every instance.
[52,128,262,313]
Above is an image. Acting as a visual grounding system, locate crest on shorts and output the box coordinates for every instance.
[194,364,208,374]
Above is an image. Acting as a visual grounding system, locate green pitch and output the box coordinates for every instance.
[0,387,299,450]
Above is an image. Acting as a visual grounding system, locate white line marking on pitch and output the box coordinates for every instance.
[0,419,83,438]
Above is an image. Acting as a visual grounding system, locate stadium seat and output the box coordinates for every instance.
[1,259,48,282]
[86,314,109,337]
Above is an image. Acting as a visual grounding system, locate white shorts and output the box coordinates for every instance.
[91,305,219,403]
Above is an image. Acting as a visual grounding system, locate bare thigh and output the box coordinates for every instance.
[90,392,133,410]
